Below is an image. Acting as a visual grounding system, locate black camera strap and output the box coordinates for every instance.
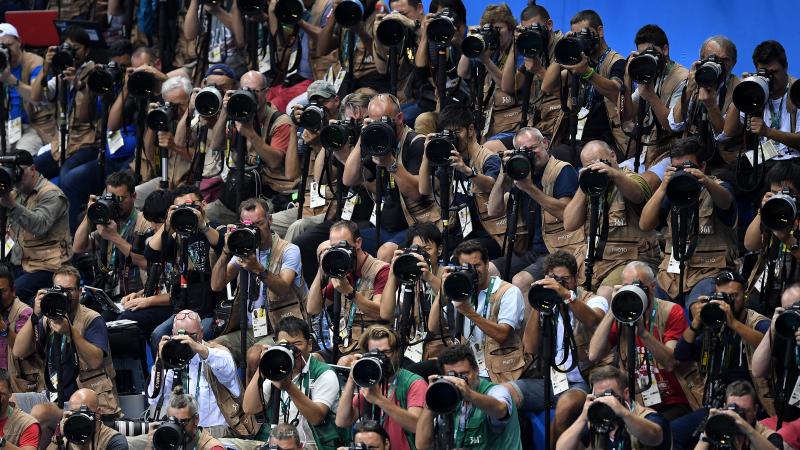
[670,202,700,298]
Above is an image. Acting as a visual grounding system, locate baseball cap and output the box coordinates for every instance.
[0,23,20,40]
[307,80,337,101]
[206,64,236,79]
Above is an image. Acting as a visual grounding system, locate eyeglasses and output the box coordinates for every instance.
[175,312,199,321]
[175,417,194,426]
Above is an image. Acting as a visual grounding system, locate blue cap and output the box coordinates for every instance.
[206,64,236,79]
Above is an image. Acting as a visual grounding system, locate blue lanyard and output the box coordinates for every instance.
[467,277,496,339]
[585,47,612,110]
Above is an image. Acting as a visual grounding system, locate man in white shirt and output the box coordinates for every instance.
[148,309,240,437]
[242,316,342,449]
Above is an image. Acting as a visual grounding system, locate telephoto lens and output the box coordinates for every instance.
[275,0,304,24]
[63,406,96,444]
[351,350,390,388]
[553,29,595,66]
[425,376,463,414]
[443,264,478,302]
[376,15,406,47]
[760,190,797,230]
[0,165,18,195]
[87,62,124,95]
[611,282,648,325]
[695,56,724,89]
[127,70,158,98]
[699,292,733,329]
[259,343,297,381]
[528,283,562,314]
[147,103,176,132]
[334,0,364,27]
[665,163,702,209]
[392,245,431,284]
[227,88,259,122]
[161,338,195,370]
[87,193,121,226]
[775,304,800,340]
[52,43,76,74]
[461,29,488,59]
[227,222,261,257]
[320,119,361,149]
[238,0,265,14]
[426,8,455,45]
[516,24,546,59]
[152,417,185,450]
[579,167,610,197]
[40,287,70,318]
[732,70,771,115]
[320,241,357,279]
[170,204,200,236]
[504,149,534,180]
[704,406,744,446]
[299,103,326,132]
[360,117,397,157]
[425,130,458,166]
[195,86,223,118]
[628,48,661,85]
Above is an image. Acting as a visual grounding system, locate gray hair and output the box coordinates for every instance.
[161,76,193,96]
[168,386,198,417]
[513,127,545,149]
[701,35,737,64]
[270,423,301,445]
[624,261,655,285]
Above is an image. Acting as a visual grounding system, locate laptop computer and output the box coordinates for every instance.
[5,10,60,48]
[54,19,108,48]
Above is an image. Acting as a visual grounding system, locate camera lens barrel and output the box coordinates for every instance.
[426,378,463,414]
[352,355,386,388]
[195,86,223,118]
[443,268,476,302]
[300,105,325,132]
[227,226,260,257]
[63,412,95,444]
[505,152,533,180]
[517,28,545,59]
[376,17,406,47]
[321,244,356,279]
[259,346,295,381]
[462,33,487,58]
[152,420,185,450]
[705,413,739,445]
[665,170,702,209]
[628,52,661,85]
[611,285,648,324]
[775,308,800,340]
[393,252,424,284]
[528,284,561,313]
[426,13,455,45]
[695,61,723,88]
[228,89,259,122]
[334,0,364,27]
[760,194,797,230]
[161,339,194,370]
[275,0,304,23]
[733,75,771,115]
[360,120,396,157]
[41,290,69,318]
[170,206,199,236]
[579,169,610,197]
[587,402,618,433]
[425,134,456,166]
[699,302,726,329]
[554,36,585,66]
[127,71,157,98]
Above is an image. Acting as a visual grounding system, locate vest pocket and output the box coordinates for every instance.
[77,371,118,416]
[486,345,526,383]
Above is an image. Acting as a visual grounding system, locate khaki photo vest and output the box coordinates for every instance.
[571,289,613,381]
[470,145,510,246]
[69,305,121,417]
[47,423,120,450]
[258,107,297,194]
[265,236,308,330]
[340,254,387,354]
[50,62,99,160]
[396,129,441,227]
[12,178,72,273]
[483,279,527,383]
[540,157,586,282]
[520,30,565,145]
[19,51,56,144]
[6,298,44,393]
[596,50,628,153]
[3,407,38,447]
[204,342,258,436]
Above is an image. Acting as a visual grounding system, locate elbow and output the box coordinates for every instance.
[661,357,678,372]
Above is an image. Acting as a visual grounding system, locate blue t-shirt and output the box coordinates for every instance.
[521,164,579,254]
[42,315,110,401]
[10,64,42,124]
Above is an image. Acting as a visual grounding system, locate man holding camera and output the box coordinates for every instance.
[14,265,121,417]
[308,220,389,358]
[73,171,151,298]
[148,309,243,439]
[335,325,426,450]
[50,388,127,450]
[242,316,343,448]
[487,127,581,294]
[541,10,626,154]
[558,365,668,450]
[372,0,424,104]
[639,137,737,304]
[0,266,44,393]
[0,369,39,450]
[416,344,522,450]
[563,140,659,294]
[693,381,784,450]
[210,197,307,365]
[419,104,504,258]
[144,386,225,450]
[724,40,800,162]
[348,420,391,450]
[0,150,70,305]
[183,0,246,79]
[0,23,55,156]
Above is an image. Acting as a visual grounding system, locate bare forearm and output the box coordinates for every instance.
[263,272,292,297]
[285,382,327,425]
[588,312,614,363]
[557,416,588,450]
[704,179,733,210]
[563,193,588,232]
[342,143,364,186]
[569,302,602,329]
[468,391,508,419]
[523,185,567,219]
[317,20,336,57]
[415,408,435,450]
[108,93,126,132]
[522,310,540,355]
[73,218,92,253]
[210,251,232,292]
[731,320,765,348]
[375,398,420,433]
[307,271,325,315]
[641,333,676,371]
[751,331,773,379]
[614,174,645,204]
[242,373,264,414]
[12,320,35,359]
[393,164,422,201]
[767,129,800,150]
[744,219,765,252]
[335,379,357,427]
[72,329,104,369]
[622,410,663,446]
[184,0,200,40]
[590,75,621,102]
[466,313,510,344]
[353,292,381,318]
[488,176,509,216]
[380,275,397,322]
[456,55,471,79]
[639,188,665,231]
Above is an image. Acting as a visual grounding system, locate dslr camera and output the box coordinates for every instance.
[443,264,479,302]
[462,24,499,58]
[296,102,326,132]
[426,7,456,45]
[161,331,195,370]
[528,275,568,313]
[376,12,410,47]
[360,116,397,158]
[666,161,702,208]
[170,202,201,236]
[147,101,177,133]
[516,24,548,59]
[320,118,361,149]
[41,286,71,318]
[87,193,122,226]
[352,349,391,388]
[732,68,774,115]
[504,147,534,180]
[227,221,260,257]
[274,0,304,24]
[579,160,611,197]
[425,129,458,166]
[587,389,623,434]
[611,281,649,325]
[775,302,800,340]
[0,153,31,195]
[227,88,259,122]
[426,371,468,414]
[699,291,734,329]
[628,47,663,85]
[62,405,96,444]
[152,416,187,449]
[333,0,364,28]
[259,341,300,381]
[704,404,746,446]
[321,241,357,279]
[87,62,124,95]
[393,244,432,284]
[760,189,798,231]
[554,28,598,66]
[195,85,223,118]
[52,43,76,74]
[695,54,725,89]
[127,70,158,99]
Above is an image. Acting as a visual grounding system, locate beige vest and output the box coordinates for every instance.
[483,279,526,383]
[743,309,776,416]
[597,50,628,153]
[12,178,72,273]
[46,0,92,19]
[258,107,297,194]
[3,407,38,446]
[524,31,566,144]
[47,423,120,450]
[657,180,737,298]
[629,402,661,450]
[265,236,308,329]
[540,157,586,282]
[19,51,56,144]
[6,298,44,393]
[69,305,121,417]
[397,128,442,227]
[572,289,613,380]
[332,7,384,81]
[50,62,98,160]
[341,254,387,353]
[204,342,258,436]
[470,145,509,246]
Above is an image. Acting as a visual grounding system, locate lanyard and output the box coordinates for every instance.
[109,211,138,267]
[454,403,473,447]
[379,376,399,426]
[258,247,272,304]
[467,277,496,340]
[280,368,310,424]
[47,333,69,388]
[768,92,786,129]
[182,360,203,407]
[585,47,613,110]
[346,279,363,329]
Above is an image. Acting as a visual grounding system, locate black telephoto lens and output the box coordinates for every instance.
[63,409,95,444]
[275,0,304,24]
[425,132,456,166]
[554,36,585,66]
[587,401,618,433]
[579,169,610,197]
[0,167,15,195]
[152,418,185,450]
[147,104,175,132]
[228,89,259,122]
[426,9,455,45]
[516,26,545,59]
[0,45,8,71]
[461,32,487,59]
[352,352,388,388]
[376,16,406,47]
[443,266,476,302]
[528,284,561,313]
[732,74,771,115]
[127,70,157,98]
[760,193,797,230]
[299,104,325,132]
[426,378,462,414]
[699,302,726,329]
[334,0,364,27]
[227,225,260,257]
[665,168,702,209]
[611,285,648,324]
[505,151,533,180]
[259,345,295,381]
[52,44,75,74]
[775,307,800,340]
[161,339,194,370]
[628,51,661,85]
[704,413,739,446]
[695,59,723,89]
[170,204,200,235]
[360,118,396,157]
[320,241,356,279]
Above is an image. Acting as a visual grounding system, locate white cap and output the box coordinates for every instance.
[0,23,20,39]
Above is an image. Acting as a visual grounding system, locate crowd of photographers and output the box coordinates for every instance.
[0,0,799,449]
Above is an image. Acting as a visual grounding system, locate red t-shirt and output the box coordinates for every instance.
[323,264,390,301]
[352,378,427,450]
[609,302,688,407]
[0,415,39,448]
[269,123,292,153]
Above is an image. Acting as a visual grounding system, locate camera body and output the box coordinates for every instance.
[462,24,499,58]
[152,416,186,449]
[170,202,200,236]
[761,189,798,230]
[298,102,326,132]
[227,222,261,257]
[443,264,479,302]
[41,286,71,318]
[695,54,725,89]
[87,62,124,95]
[516,24,548,59]
[426,371,468,414]
[227,88,259,122]
[704,404,745,445]
[147,101,177,133]
[554,28,598,66]
[393,244,432,284]
[360,116,397,158]
[579,160,611,196]
[587,389,622,433]
[528,275,567,313]
[426,7,456,45]
[0,43,10,72]
[352,349,391,388]
[628,47,663,85]
[666,161,702,208]
[260,342,299,381]
[376,13,409,47]
[161,333,195,370]
[0,153,29,195]
[195,85,223,118]
[699,291,735,329]
[504,147,534,180]
[52,43,76,74]
[87,192,122,226]
[320,118,362,149]
[775,302,800,340]
[425,129,459,166]
[321,240,357,279]
[127,70,158,98]
[63,405,96,444]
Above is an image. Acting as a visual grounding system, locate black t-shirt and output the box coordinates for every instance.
[769,336,800,422]
[581,58,626,150]
[580,411,671,450]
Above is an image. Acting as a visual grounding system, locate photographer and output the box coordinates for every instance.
[345,420,390,450]
[206,70,295,224]
[267,423,303,450]
[183,0,246,77]
[52,388,126,450]
[147,309,241,438]
[694,381,783,450]
[416,344,522,449]
[0,369,39,449]
[341,93,430,259]
[639,137,737,304]
[488,127,581,295]
[0,23,55,155]
[724,40,800,162]
[557,365,667,450]
[499,4,565,146]
[242,316,342,448]
[144,386,225,450]
[335,325,426,450]
[621,25,689,168]
[372,0,424,103]
[146,185,223,352]
[419,104,503,258]
[73,172,151,298]
[0,266,44,393]
[506,251,606,426]
[438,240,525,382]
[316,0,387,94]
[589,261,695,419]
[563,140,659,294]
[307,220,389,359]
[210,197,307,364]
[0,150,70,305]
[13,266,121,417]
[455,4,518,140]
[541,10,626,154]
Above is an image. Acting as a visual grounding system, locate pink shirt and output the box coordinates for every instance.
[0,303,32,370]
[352,378,427,450]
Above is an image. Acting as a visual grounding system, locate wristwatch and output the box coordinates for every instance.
[563,290,577,304]
[0,436,8,447]
[386,162,398,174]
[345,291,356,301]
[467,168,477,179]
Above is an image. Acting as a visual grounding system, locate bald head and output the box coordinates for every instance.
[172,310,203,338]
[240,70,267,91]
[580,140,617,166]
[782,284,800,308]
[367,94,401,119]
[69,389,99,412]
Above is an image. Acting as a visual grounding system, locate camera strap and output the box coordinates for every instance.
[466,277,495,341]
[584,47,612,111]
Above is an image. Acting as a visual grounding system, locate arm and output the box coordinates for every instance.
[388,153,423,202]
[563,190,588,232]
[640,332,679,371]
[334,376,358,427]
[515,178,570,220]
[104,227,149,270]
[316,12,337,57]
[461,306,513,344]
[72,213,93,254]
[479,54,504,86]
[487,172,511,217]
[541,64,565,96]
[639,181,666,231]
[209,250,237,292]
[415,407,436,450]
[282,380,329,425]
[283,130,302,182]
[214,1,245,48]
[379,271,397,322]
[751,318,776,379]
[621,411,664,447]
[12,316,35,359]
[744,213,766,252]
[456,55,471,79]
[107,89,126,132]
[242,369,265,414]
[372,393,422,433]
[764,127,800,150]
[588,310,615,363]
[723,104,744,138]
[7,192,67,236]
[342,140,365,187]
[730,318,767,348]
[71,321,105,370]
[703,177,734,210]
[500,46,518,94]
[556,411,588,450]
[307,268,327,315]
[184,0,200,40]
[467,387,509,420]
[418,155,433,196]
[239,125,288,170]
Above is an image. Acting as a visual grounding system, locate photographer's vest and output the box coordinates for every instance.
[571,289,613,381]
[483,279,526,383]
[628,402,660,450]
[656,180,737,299]
[397,128,441,227]
[470,145,510,246]
[3,407,38,446]
[50,62,99,160]
[265,236,308,329]
[620,299,705,410]
[203,342,258,436]
[257,107,297,194]
[19,52,56,143]
[452,378,522,450]
[46,0,92,19]
[423,267,458,359]
[389,368,423,450]
[486,46,522,138]
[302,144,337,219]
[333,8,383,82]
[47,424,119,450]
[12,177,72,273]
[69,305,121,417]
[341,254,387,353]
[261,357,347,449]
[596,50,628,153]
[6,298,44,392]
[679,74,742,163]
[586,169,660,286]
[525,31,566,144]
[540,157,586,282]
